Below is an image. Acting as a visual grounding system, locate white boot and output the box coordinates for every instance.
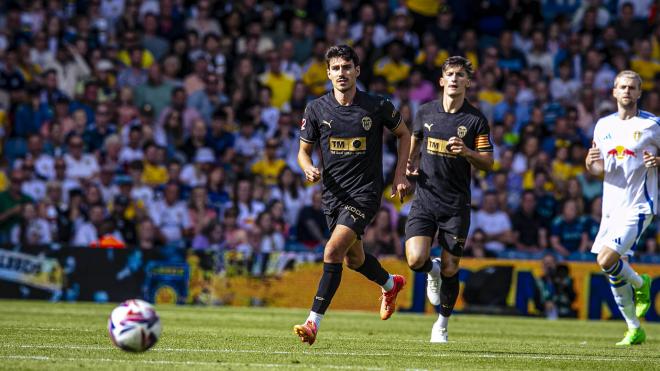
[430,320,448,343]
[426,258,442,305]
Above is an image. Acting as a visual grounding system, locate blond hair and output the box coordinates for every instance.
[613,70,642,89]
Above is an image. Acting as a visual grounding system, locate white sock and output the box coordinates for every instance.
[306,311,323,329]
[610,283,640,330]
[436,314,449,329]
[429,259,441,278]
[618,260,643,289]
[382,275,394,292]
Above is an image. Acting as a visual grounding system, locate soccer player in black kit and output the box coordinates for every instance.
[405,56,494,343]
[293,45,412,346]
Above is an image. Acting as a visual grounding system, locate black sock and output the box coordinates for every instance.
[411,259,433,273]
[439,273,459,317]
[311,263,343,314]
[355,253,389,286]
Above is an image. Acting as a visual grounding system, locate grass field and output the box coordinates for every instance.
[0,300,659,370]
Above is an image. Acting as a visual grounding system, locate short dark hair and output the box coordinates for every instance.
[324,45,359,68]
[441,56,474,79]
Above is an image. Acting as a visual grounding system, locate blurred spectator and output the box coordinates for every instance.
[134,63,174,119]
[64,135,100,181]
[72,203,107,246]
[260,50,295,109]
[141,141,168,187]
[511,190,547,254]
[20,157,46,202]
[119,125,145,165]
[181,147,214,188]
[472,191,513,254]
[0,169,33,243]
[271,166,306,228]
[534,254,577,319]
[251,138,286,187]
[363,208,402,257]
[295,190,328,249]
[10,202,52,248]
[550,199,589,257]
[110,195,137,247]
[252,210,285,276]
[149,182,192,245]
[187,73,228,125]
[187,186,217,239]
[464,228,497,258]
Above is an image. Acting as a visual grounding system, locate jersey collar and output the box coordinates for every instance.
[329,89,363,107]
[437,98,467,113]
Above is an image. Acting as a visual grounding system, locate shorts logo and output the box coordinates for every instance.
[633,130,641,141]
[424,123,434,131]
[457,126,467,138]
[329,137,366,154]
[349,214,358,222]
[344,205,365,219]
[362,116,372,131]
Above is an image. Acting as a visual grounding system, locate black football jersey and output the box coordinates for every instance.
[300,90,402,211]
[411,99,492,211]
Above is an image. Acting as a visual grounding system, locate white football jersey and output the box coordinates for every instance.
[593,110,660,216]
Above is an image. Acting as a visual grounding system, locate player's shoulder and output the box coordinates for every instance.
[596,111,618,125]
[418,100,440,115]
[638,110,660,127]
[304,93,332,116]
[357,90,395,111]
[462,100,488,123]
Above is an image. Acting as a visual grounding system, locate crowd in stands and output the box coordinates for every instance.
[0,0,659,277]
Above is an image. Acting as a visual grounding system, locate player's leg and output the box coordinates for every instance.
[345,238,406,320]
[593,213,653,345]
[294,224,357,345]
[430,211,468,343]
[404,203,442,305]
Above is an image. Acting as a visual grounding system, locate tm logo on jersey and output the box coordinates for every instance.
[329,137,366,154]
[426,137,456,157]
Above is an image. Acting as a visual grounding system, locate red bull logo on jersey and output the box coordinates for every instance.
[607,145,636,160]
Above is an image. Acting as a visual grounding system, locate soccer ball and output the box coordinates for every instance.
[108,299,162,352]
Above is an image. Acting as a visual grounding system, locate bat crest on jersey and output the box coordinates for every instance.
[457,125,467,138]
[362,116,372,131]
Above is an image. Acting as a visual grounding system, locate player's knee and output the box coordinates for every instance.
[324,244,346,263]
[596,249,618,270]
[405,251,426,270]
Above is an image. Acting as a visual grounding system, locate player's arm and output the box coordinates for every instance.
[298,140,320,183]
[391,122,412,201]
[447,136,494,171]
[585,142,604,176]
[406,134,422,176]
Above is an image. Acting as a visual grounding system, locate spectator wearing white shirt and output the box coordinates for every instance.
[64,135,99,181]
[472,191,513,254]
[180,147,214,188]
[119,126,145,165]
[234,121,264,161]
[11,203,52,247]
[72,203,106,247]
[20,158,46,202]
[149,182,192,244]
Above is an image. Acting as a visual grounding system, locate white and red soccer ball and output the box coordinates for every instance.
[108,299,162,352]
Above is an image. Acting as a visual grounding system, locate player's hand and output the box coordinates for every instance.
[643,150,658,168]
[405,158,419,177]
[391,174,411,203]
[586,142,601,165]
[304,165,321,183]
[447,137,467,156]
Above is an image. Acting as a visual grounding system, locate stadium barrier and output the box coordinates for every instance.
[1,245,659,322]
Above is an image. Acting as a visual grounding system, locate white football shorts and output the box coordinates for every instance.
[591,212,654,256]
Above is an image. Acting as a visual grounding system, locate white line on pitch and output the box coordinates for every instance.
[0,355,383,370]
[0,344,653,362]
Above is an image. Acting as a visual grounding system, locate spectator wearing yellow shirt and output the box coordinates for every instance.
[259,50,295,109]
[630,39,660,91]
[117,30,155,69]
[302,39,329,97]
[374,40,411,92]
[251,139,286,187]
[142,142,168,187]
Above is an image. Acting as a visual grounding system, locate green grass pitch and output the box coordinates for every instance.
[0,300,659,370]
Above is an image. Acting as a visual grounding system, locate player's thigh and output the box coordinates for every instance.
[324,224,358,262]
[336,203,375,238]
[437,209,470,259]
[592,213,653,259]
